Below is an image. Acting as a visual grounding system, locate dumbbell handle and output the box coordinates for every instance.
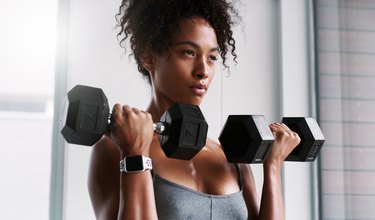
[153,122,167,134]
[108,113,167,135]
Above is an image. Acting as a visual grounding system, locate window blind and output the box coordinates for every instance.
[316,0,375,219]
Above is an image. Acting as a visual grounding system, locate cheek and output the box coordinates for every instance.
[154,63,185,88]
[207,67,216,84]
[162,61,191,81]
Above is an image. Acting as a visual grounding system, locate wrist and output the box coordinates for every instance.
[263,158,283,173]
[121,151,150,159]
[120,155,153,173]
[120,147,150,158]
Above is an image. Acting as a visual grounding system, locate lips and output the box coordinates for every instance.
[189,83,208,96]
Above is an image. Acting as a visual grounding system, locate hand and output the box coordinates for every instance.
[108,104,154,156]
[265,123,301,166]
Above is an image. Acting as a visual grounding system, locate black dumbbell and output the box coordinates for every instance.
[281,117,325,161]
[219,115,325,163]
[219,115,274,163]
[60,85,208,160]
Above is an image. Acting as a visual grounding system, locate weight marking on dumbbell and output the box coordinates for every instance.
[81,104,99,130]
[307,143,321,161]
[183,122,199,146]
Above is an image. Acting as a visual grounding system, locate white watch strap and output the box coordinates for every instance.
[143,156,153,170]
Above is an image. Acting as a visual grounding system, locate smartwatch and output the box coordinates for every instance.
[120,155,152,173]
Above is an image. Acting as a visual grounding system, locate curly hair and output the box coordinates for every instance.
[116,0,239,84]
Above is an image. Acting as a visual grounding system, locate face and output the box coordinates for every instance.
[149,16,219,106]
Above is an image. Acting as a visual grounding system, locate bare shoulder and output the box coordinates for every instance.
[205,138,260,215]
[205,137,223,151]
[201,138,229,161]
[204,138,256,184]
[88,136,121,219]
[205,138,254,180]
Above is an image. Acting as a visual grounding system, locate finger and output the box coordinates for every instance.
[131,107,141,114]
[131,108,151,119]
[279,122,292,131]
[145,112,152,120]
[110,104,123,126]
[270,122,284,128]
[292,131,301,140]
[269,122,282,126]
[291,131,299,136]
[105,103,122,136]
[269,123,282,131]
[112,103,123,115]
[122,105,132,114]
[270,123,293,133]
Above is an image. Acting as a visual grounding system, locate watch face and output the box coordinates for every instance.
[126,156,144,172]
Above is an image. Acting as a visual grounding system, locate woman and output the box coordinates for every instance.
[88,0,300,219]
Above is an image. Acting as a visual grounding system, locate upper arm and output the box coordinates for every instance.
[240,164,260,219]
[88,136,121,220]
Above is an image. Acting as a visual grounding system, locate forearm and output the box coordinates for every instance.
[258,161,285,220]
[118,171,158,220]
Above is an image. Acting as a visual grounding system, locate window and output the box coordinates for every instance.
[316,0,375,219]
[0,1,57,219]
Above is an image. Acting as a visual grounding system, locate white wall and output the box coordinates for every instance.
[280,1,316,219]
[59,0,316,219]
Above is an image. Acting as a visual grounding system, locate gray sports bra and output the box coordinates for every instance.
[153,165,248,220]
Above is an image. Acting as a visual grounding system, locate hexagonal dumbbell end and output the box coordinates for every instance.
[219,115,275,163]
[158,103,208,160]
[60,85,110,146]
[282,117,325,161]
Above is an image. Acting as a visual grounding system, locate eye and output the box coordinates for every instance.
[182,49,195,57]
[208,55,218,62]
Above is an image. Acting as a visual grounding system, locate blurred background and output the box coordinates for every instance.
[1,0,374,219]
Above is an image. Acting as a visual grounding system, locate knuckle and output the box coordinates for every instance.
[112,103,121,112]
[123,105,132,113]
[296,134,301,142]
[143,111,151,118]
[292,131,300,138]
[281,130,291,137]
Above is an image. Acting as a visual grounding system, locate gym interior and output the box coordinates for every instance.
[1,0,374,219]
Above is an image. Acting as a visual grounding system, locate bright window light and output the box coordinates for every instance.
[0,1,57,219]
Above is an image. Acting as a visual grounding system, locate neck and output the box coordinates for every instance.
[146,97,174,122]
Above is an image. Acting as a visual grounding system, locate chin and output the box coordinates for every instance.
[188,98,204,106]
[175,97,203,106]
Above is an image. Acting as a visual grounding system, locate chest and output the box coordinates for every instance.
[153,172,248,220]
[150,140,241,195]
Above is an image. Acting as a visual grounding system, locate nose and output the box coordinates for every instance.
[194,57,210,79]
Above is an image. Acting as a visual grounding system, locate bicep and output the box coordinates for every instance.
[240,164,260,219]
[88,137,121,220]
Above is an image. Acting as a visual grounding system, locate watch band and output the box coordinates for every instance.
[120,155,152,173]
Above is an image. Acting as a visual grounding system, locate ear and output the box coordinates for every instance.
[140,50,154,74]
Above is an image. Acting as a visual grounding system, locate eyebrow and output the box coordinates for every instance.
[175,41,219,52]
